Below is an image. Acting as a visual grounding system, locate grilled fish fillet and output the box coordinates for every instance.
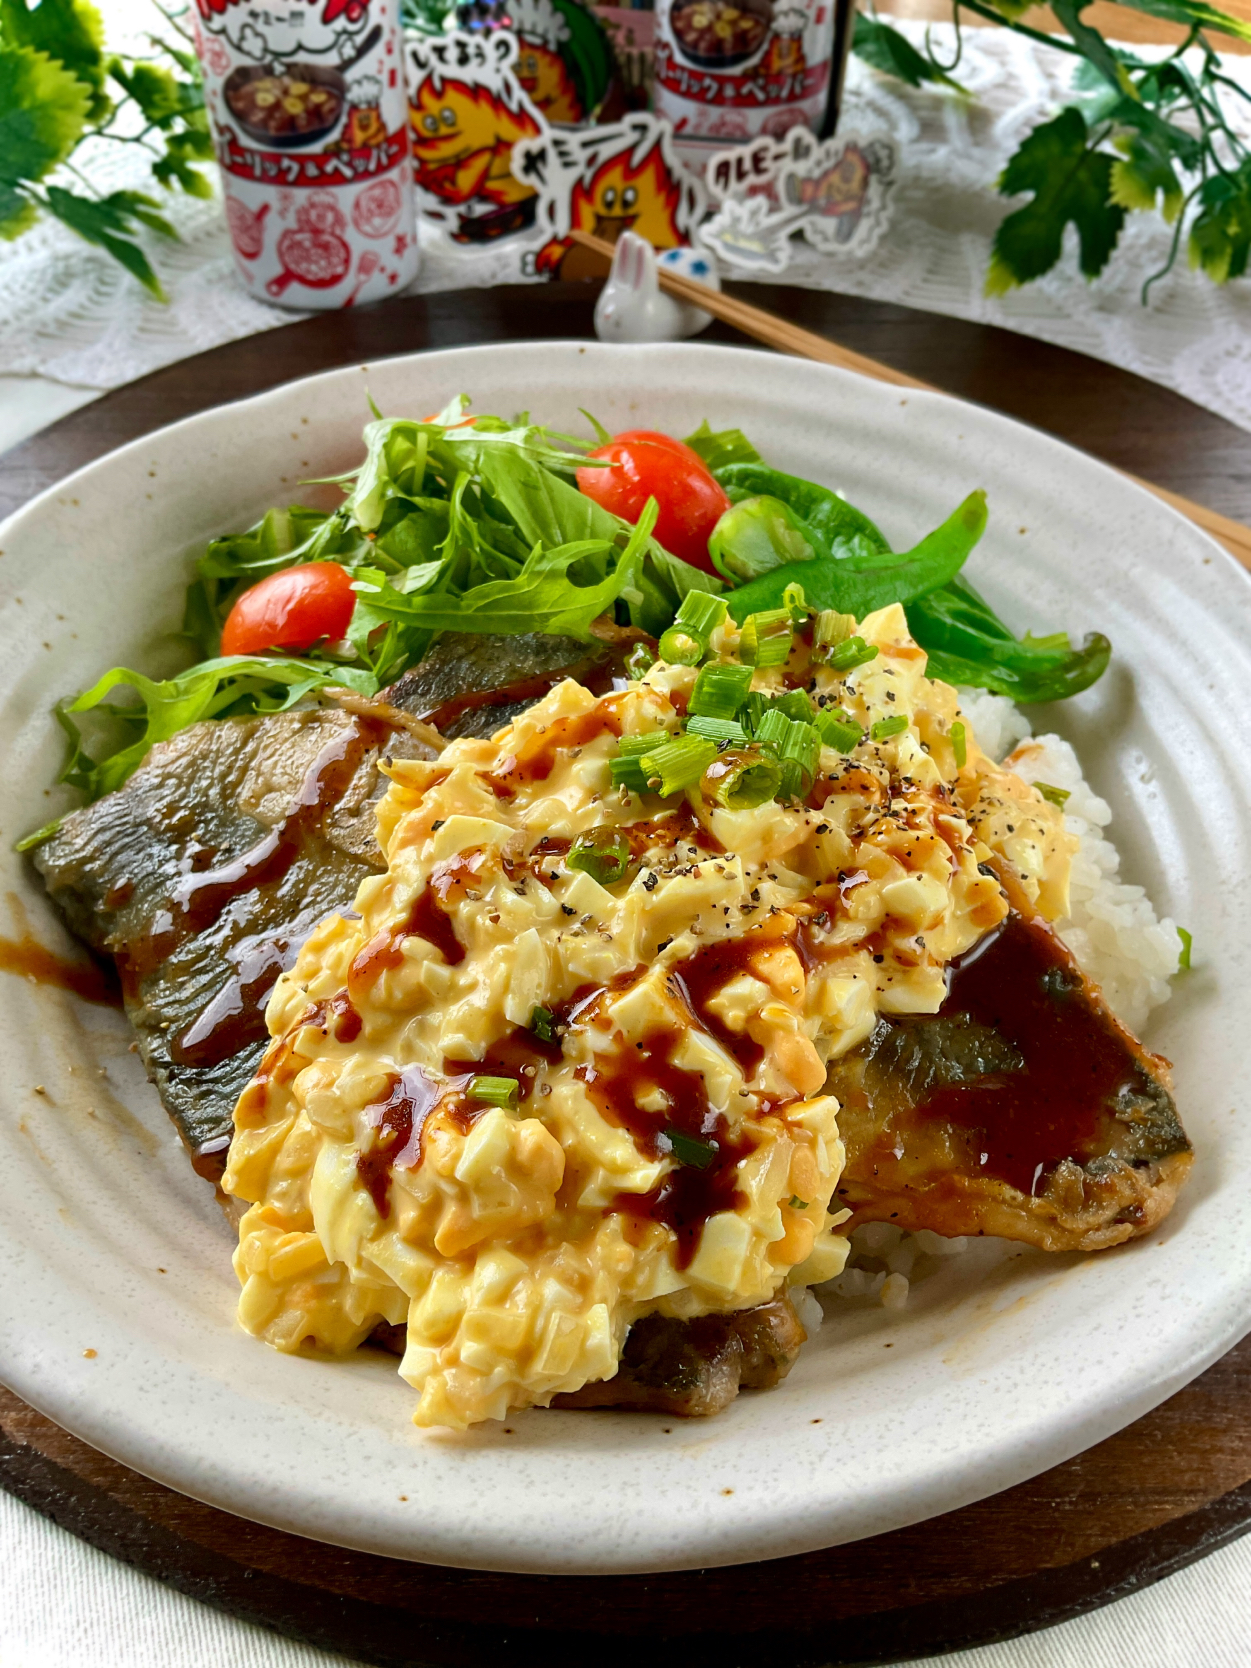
[34,632,617,1182]
[828,859,1191,1252]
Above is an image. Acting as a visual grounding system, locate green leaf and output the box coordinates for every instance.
[683,420,762,472]
[60,655,378,801]
[42,184,167,297]
[105,56,189,123]
[987,107,1125,292]
[0,0,108,118]
[352,516,652,641]
[1113,0,1251,43]
[906,574,1111,702]
[0,43,89,186]
[1049,0,1130,94]
[1188,162,1251,283]
[1110,132,1183,222]
[726,490,987,623]
[976,0,1035,20]
[852,12,965,90]
[0,181,36,238]
[714,462,890,556]
[152,132,215,198]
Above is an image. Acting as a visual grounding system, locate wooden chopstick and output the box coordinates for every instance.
[570,227,1251,571]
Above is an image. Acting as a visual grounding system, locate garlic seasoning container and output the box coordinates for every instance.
[652,0,855,164]
[192,0,419,307]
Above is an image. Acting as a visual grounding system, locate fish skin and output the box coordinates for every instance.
[386,630,621,738]
[34,633,615,1182]
[828,860,1192,1254]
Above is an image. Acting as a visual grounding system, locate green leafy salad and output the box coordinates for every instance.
[26,396,1111,846]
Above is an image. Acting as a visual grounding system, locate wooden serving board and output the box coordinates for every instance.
[2,281,1251,1667]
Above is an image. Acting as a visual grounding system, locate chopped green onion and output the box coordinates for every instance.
[870,714,909,743]
[529,1005,557,1043]
[782,581,809,620]
[664,1126,718,1169]
[755,709,820,798]
[788,1195,809,1210]
[14,817,63,853]
[950,719,967,770]
[826,635,879,673]
[468,1075,518,1109]
[1176,926,1193,971]
[739,608,794,668]
[640,734,718,796]
[611,732,667,794]
[610,756,650,794]
[1034,781,1071,809]
[687,714,748,743]
[812,610,858,662]
[690,661,753,721]
[658,591,728,665]
[814,707,863,752]
[741,689,812,735]
[625,641,655,680]
[702,746,781,810]
[657,627,703,667]
[568,828,632,885]
[774,690,814,723]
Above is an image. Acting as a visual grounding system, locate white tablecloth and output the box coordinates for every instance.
[3,1430,1251,1666]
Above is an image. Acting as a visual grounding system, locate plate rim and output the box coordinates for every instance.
[1,338,1249,1575]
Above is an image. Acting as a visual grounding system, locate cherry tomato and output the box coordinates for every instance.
[575,429,730,574]
[220,562,356,657]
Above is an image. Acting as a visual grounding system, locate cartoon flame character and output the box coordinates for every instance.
[410,76,541,240]
[514,41,583,125]
[536,142,685,280]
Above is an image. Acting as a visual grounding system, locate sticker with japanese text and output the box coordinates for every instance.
[700,124,894,272]
[512,111,706,281]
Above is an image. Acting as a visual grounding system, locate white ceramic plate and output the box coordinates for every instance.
[1,342,1249,1576]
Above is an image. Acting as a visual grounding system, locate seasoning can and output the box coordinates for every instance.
[652,0,856,161]
[192,0,420,308]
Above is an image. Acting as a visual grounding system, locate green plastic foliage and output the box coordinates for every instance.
[1188,162,1251,282]
[987,108,1126,293]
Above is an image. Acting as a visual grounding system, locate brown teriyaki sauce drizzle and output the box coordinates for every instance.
[910,910,1164,1194]
[0,932,121,1006]
[125,718,389,988]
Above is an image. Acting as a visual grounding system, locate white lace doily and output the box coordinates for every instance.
[4,5,1251,432]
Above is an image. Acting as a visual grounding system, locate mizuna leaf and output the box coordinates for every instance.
[987,108,1125,293]
[59,656,377,801]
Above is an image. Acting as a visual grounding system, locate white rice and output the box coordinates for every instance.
[817,689,1181,1310]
